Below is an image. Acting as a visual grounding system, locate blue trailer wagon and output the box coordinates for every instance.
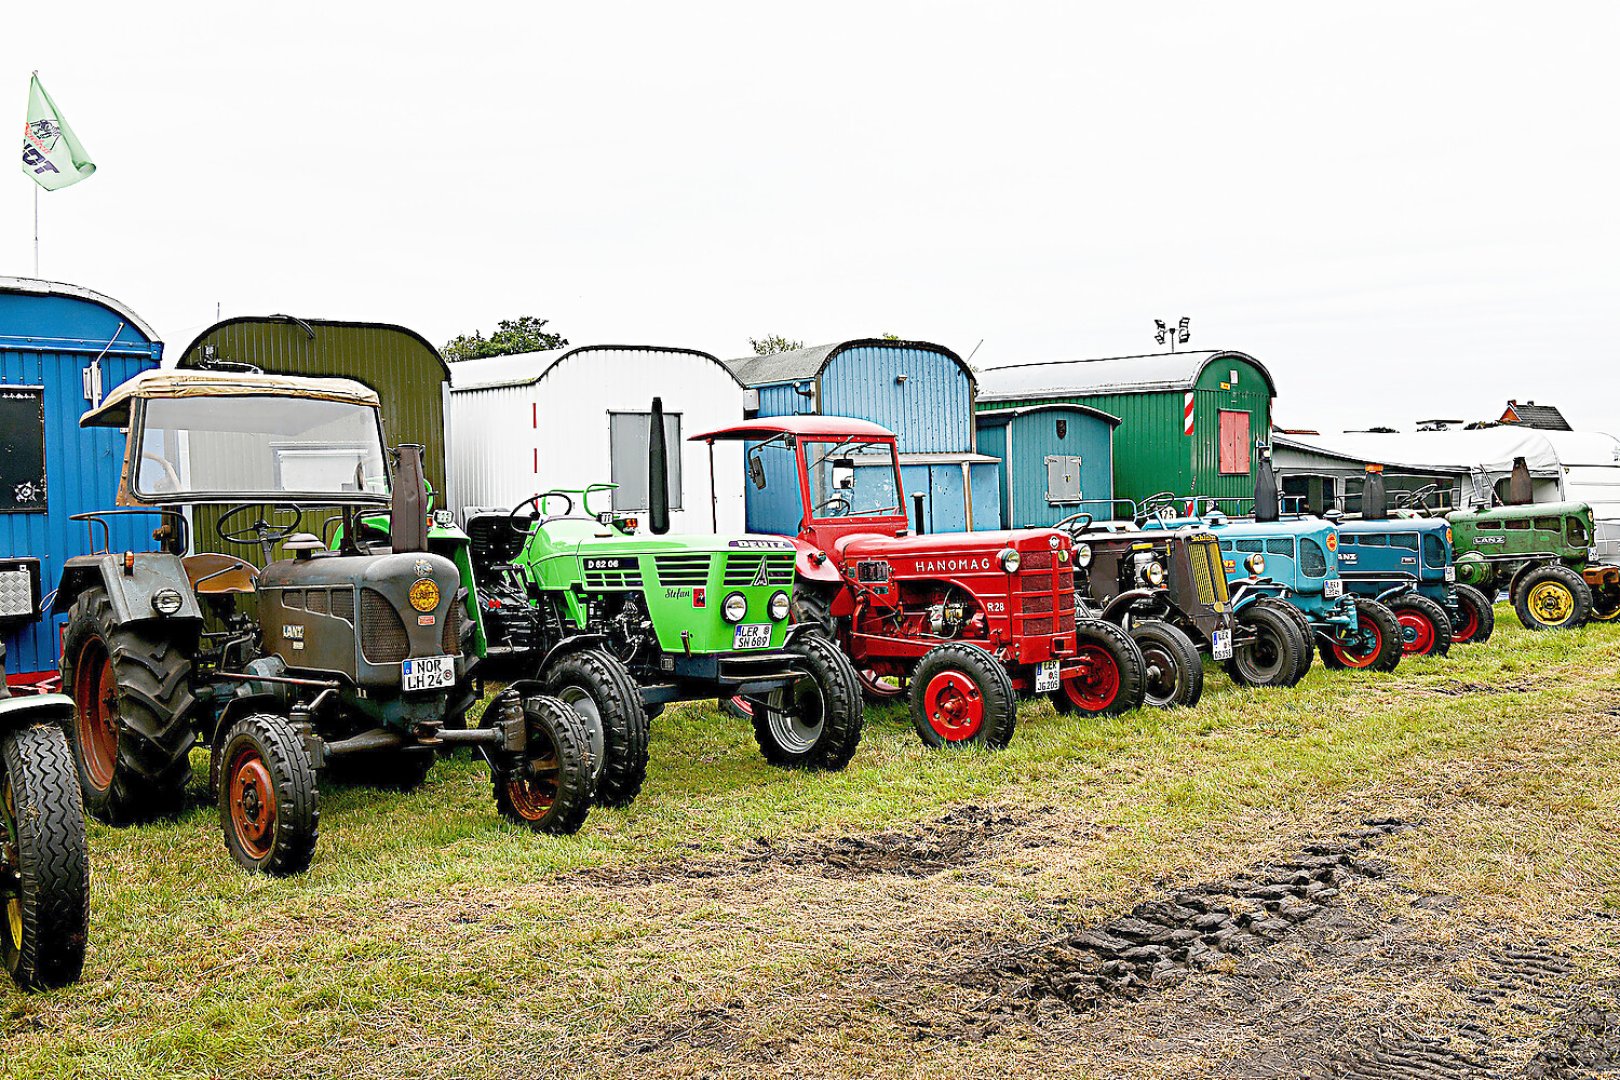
[0,278,163,683]
[974,404,1121,528]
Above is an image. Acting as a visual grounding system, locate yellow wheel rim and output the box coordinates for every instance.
[1528,581,1575,623]
[1,779,20,956]
[1593,603,1620,622]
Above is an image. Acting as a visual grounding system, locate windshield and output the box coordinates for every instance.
[804,438,902,519]
[134,395,389,502]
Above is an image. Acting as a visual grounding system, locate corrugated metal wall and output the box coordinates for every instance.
[983,409,1115,528]
[1,291,163,676]
[819,344,974,453]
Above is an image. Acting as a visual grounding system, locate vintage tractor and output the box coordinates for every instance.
[690,417,1145,746]
[0,638,88,990]
[1054,514,1243,707]
[1445,502,1611,631]
[53,371,594,876]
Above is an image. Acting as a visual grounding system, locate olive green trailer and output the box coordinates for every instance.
[976,350,1276,512]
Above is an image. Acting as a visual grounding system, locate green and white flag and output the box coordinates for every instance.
[21,74,95,191]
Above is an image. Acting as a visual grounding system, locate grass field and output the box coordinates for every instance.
[4,611,1619,1079]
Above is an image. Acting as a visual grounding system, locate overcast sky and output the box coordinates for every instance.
[6,2,1616,433]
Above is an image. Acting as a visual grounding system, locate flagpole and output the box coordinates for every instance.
[33,186,39,277]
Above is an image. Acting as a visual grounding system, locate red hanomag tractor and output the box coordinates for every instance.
[693,417,1143,747]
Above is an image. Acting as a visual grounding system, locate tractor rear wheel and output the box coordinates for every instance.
[1451,584,1496,644]
[1,724,89,991]
[752,634,864,769]
[60,588,198,824]
[492,695,593,835]
[909,643,1016,749]
[1388,594,1453,657]
[1321,597,1403,673]
[545,650,649,808]
[1128,619,1203,709]
[217,713,319,876]
[1054,621,1146,716]
[1258,598,1317,683]
[1513,564,1592,631]
[1225,604,1307,688]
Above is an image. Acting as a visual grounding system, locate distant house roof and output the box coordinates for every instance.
[0,275,161,344]
[722,339,970,389]
[1499,400,1572,431]
[976,349,1275,402]
[449,344,730,392]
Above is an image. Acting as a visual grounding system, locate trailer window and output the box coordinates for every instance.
[0,386,46,512]
[608,411,683,512]
[1218,411,1251,475]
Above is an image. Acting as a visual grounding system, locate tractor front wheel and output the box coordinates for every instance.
[1513,564,1592,631]
[1388,594,1453,658]
[217,713,319,876]
[492,695,593,835]
[751,634,864,769]
[1258,598,1317,683]
[1321,597,1403,673]
[1,724,89,991]
[545,649,649,808]
[1225,604,1308,688]
[909,643,1016,749]
[1054,621,1146,716]
[1451,583,1496,644]
[1128,619,1202,709]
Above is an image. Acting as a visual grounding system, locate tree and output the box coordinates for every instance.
[749,334,805,356]
[878,332,901,341]
[442,316,568,361]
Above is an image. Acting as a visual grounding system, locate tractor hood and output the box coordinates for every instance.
[542,518,796,558]
[837,528,1068,569]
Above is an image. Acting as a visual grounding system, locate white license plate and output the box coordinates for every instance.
[402,655,455,692]
[1035,659,1061,693]
[733,623,773,649]
[1323,579,1344,599]
[1211,629,1234,661]
[1444,566,1456,582]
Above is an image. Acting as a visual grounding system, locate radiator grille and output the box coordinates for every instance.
[721,552,795,587]
[1189,538,1230,605]
[360,588,410,664]
[1299,538,1329,578]
[306,589,329,616]
[1021,594,1054,615]
[331,587,355,623]
[655,554,712,587]
[1266,538,1295,557]
[585,564,644,589]
[442,603,463,656]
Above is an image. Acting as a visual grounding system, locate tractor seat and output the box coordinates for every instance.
[183,553,259,595]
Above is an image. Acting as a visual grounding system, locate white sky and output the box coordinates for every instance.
[6,2,1617,434]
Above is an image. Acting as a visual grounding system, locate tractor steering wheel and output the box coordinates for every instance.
[508,491,574,534]
[1054,512,1094,535]
[1394,484,1440,515]
[811,493,852,518]
[215,503,305,546]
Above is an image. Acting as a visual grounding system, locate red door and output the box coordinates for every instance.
[1219,410,1251,475]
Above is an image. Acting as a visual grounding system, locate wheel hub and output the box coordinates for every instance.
[229,752,277,856]
[1064,644,1121,711]
[923,671,984,741]
[1529,582,1574,622]
[1396,611,1435,654]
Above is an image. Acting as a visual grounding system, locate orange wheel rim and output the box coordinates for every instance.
[73,638,119,791]
[507,741,561,821]
[228,749,277,859]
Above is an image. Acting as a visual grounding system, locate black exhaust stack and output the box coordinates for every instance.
[391,444,430,553]
[649,397,671,535]
[1362,464,1388,520]
[1254,442,1280,523]
[1507,455,1533,505]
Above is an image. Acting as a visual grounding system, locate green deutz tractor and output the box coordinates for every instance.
[54,371,595,876]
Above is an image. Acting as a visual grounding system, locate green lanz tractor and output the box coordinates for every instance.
[1445,502,1616,630]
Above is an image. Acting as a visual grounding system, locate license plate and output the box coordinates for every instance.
[1444,566,1456,582]
[1211,628,1234,661]
[1323,579,1344,599]
[402,655,455,692]
[733,623,773,649]
[1035,659,1061,693]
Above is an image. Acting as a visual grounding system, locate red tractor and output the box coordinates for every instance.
[692,417,1143,747]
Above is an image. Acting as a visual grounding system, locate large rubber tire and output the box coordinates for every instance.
[1513,564,1593,631]
[1589,582,1620,623]
[1224,603,1308,688]
[752,633,864,770]
[217,713,319,876]
[60,588,199,824]
[788,585,839,640]
[1128,619,1203,709]
[1258,597,1317,683]
[1053,620,1147,717]
[1387,593,1452,657]
[1451,583,1497,644]
[544,649,649,808]
[1320,597,1403,673]
[908,643,1017,749]
[1,724,89,991]
[493,695,593,835]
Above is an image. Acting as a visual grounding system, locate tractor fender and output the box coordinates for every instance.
[1506,558,1554,598]
[0,693,74,733]
[1099,588,1163,624]
[1375,583,1417,604]
[211,692,286,750]
[792,538,843,584]
[535,634,612,678]
[51,552,205,627]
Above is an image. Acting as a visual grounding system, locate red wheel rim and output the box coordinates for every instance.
[1396,610,1437,655]
[1329,620,1383,669]
[72,638,119,792]
[507,737,561,820]
[858,669,906,699]
[922,671,984,742]
[228,748,277,860]
[1062,645,1121,712]
[1452,603,1479,643]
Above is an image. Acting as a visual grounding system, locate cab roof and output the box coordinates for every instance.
[690,416,897,442]
[82,369,381,428]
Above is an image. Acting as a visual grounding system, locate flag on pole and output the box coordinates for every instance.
[21,73,95,191]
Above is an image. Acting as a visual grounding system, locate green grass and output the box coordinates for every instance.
[3,610,1618,1079]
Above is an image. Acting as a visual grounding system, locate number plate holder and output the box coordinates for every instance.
[1323,579,1344,599]
[1210,628,1234,661]
[402,655,455,692]
[1035,659,1061,693]
[733,623,772,649]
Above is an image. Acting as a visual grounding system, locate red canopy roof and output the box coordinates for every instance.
[689,415,897,442]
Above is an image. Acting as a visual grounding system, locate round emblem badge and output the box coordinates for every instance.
[409,578,441,613]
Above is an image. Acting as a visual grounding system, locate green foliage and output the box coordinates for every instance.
[878,331,901,340]
[443,316,568,362]
[749,334,805,356]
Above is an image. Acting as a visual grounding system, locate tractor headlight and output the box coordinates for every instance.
[1246,553,1266,575]
[999,548,1021,572]
[1076,543,1093,567]
[151,588,184,616]
[722,591,749,623]
[1145,560,1166,586]
[769,591,791,620]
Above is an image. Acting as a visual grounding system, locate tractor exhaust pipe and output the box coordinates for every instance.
[1362,464,1389,520]
[391,444,430,554]
[1507,455,1533,505]
[1254,442,1280,523]
[649,397,671,535]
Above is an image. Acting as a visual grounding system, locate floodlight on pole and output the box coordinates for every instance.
[1153,319,1167,345]
[1155,316,1190,351]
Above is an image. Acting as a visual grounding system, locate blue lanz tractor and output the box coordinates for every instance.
[1332,517,1494,654]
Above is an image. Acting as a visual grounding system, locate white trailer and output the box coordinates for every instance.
[447,345,751,532]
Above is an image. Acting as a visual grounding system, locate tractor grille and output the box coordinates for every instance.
[442,603,463,656]
[585,563,644,589]
[331,586,355,623]
[655,554,712,587]
[1267,538,1295,558]
[1188,537,1230,606]
[1011,553,1076,638]
[722,552,795,588]
[1299,538,1329,577]
[306,589,329,615]
[359,588,410,664]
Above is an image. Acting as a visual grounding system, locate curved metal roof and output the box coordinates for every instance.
[722,338,971,389]
[449,344,732,392]
[0,275,160,343]
[178,316,450,378]
[977,349,1276,401]
[974,402,1122,427]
